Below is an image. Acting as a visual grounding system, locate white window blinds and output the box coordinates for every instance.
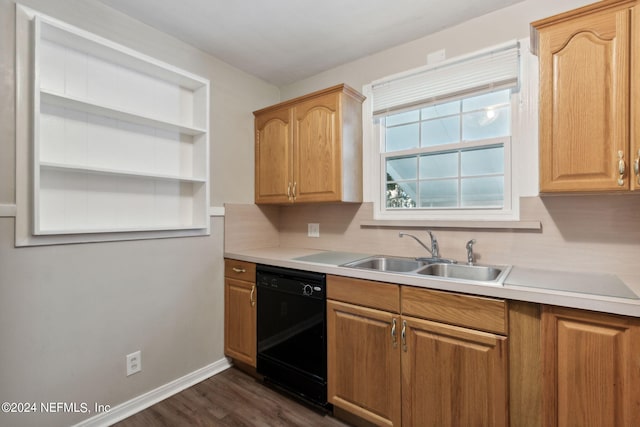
[371,41,520,117]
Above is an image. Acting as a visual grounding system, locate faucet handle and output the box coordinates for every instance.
[426,230,439,258]
[466,239,476,265]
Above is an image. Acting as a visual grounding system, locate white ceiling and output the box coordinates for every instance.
[97,0,524,87]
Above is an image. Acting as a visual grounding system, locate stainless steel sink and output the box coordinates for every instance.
[341,256,428,273]
[416,263,509,283]
[341,255,511,285]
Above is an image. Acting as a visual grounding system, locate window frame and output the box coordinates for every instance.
[363,38,537,223]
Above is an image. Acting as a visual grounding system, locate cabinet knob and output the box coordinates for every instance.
[617,150,625,186]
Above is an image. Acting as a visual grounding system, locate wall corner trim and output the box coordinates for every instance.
[209,206,225,217]
[72,357,232,427]
[0,204,17,217]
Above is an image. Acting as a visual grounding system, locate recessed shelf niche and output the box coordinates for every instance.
[32,14,210,236]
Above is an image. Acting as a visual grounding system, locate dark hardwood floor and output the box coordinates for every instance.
[113,367,351,426]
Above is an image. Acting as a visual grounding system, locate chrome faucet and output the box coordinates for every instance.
[427,231,440,258]
[399,231,440,258]
[466,239,476,265]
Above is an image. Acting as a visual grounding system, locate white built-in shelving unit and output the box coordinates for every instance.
[31,14,210,236]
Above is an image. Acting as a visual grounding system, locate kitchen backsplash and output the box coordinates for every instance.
[225,195,640,288]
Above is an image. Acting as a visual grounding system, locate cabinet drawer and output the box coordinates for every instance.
[327,275,400,313]
[402,286,507,335]
[224,259,256,281]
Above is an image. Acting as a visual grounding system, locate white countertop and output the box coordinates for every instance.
[225,247,640,318]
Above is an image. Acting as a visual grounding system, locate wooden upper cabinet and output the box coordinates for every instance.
[542,306,640,427]
[631,4,640,191]
[255,107,292,204]
[532,0,636,192]
[254,84,365,204]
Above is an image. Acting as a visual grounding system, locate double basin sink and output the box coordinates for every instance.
[341,255,511,285]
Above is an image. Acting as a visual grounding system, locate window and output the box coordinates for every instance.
[368,41,526,221]
[384,89,510,210]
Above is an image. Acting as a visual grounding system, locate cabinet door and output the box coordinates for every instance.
[401,316,508,427]
[538,7,630,192]
[224,278,256,366]
[255,107,293,204]
[542,306,640,427]
[327,300,401,427]
[293,92,341,202]
[631,5,640,191]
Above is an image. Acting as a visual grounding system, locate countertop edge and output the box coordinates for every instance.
[224,248,640,318]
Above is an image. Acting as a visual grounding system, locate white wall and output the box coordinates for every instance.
[0,1,278,426]
[276,0,595,213]
[279,0,593,99]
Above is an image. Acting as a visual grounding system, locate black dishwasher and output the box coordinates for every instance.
[256,265,328,408]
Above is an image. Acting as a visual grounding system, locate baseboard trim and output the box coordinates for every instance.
[73,357,232,427]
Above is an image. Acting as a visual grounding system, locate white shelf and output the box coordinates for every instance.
[35,224,208,236]
[40,162,207,183]
[38,14,206,91]
[40,90,207,136]
[31,12,210,238]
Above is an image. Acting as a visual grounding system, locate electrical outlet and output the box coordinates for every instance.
[307,223,320,238]
[126,350,142,376]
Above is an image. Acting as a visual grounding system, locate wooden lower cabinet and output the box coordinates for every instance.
[542,305,640,427]
[327,275,508,427]
[327,300,401,427]
[224,259,257,367]
[401,316,508,427]
[220,263,640,426]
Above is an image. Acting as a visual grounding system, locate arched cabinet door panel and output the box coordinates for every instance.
[533,2,632,192]
[294,98,340,202]
[255,108,292,204]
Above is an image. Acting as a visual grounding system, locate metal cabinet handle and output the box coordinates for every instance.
[232,267,246,273]
[250,285,256,307]
[391,318,397,348]
[618,150,625,186]
[287,182,292,200]
[401,320,407,352]
[292,182,297,200]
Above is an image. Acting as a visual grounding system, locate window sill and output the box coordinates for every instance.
[360,219,541,231]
